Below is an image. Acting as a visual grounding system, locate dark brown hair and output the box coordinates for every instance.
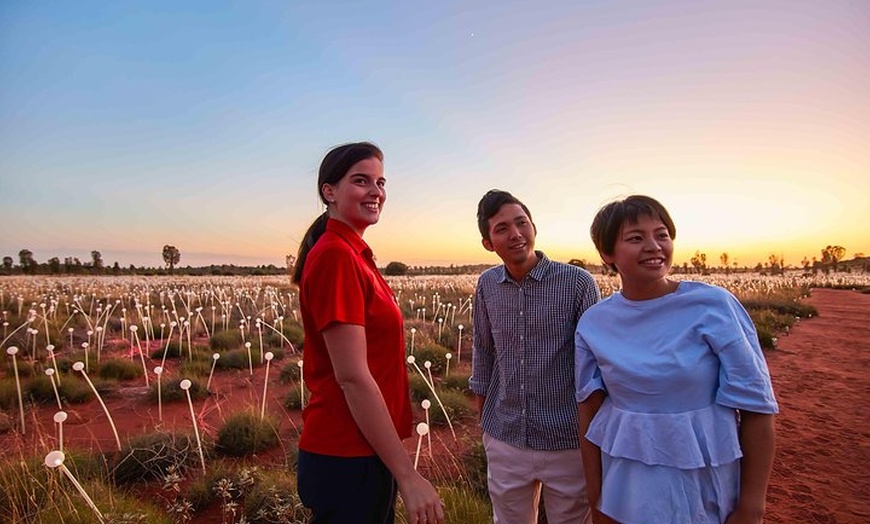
[590,195,676,272]
[476,189,534,240]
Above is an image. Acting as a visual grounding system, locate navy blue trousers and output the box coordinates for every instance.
[297,449,397,524]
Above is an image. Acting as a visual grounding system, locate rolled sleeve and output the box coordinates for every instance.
[710,294,779,414]
[574,326,605,403]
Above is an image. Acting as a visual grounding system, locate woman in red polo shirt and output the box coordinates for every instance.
[292,142,444,524]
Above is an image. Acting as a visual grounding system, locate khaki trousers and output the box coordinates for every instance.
[483,432,592,524]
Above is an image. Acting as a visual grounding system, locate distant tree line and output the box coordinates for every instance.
[0,247,287,277]
[3,245,866,278]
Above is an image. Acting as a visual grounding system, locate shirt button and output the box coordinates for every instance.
[519,335,524,341]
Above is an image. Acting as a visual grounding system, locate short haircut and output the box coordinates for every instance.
[476,189,533,240]
[590,195,676,272]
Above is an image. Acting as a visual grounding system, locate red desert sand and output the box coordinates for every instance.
[3,288,868,523]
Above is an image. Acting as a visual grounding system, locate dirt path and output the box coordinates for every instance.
[763,288,870,524]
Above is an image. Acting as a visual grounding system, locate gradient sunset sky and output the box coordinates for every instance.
[1,1,867,269]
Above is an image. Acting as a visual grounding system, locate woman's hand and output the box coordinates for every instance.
[396,471,445,524]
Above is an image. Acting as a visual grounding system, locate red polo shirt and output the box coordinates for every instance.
[298,218,412,456]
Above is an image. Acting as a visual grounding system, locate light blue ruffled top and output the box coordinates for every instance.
[575,280,778,470]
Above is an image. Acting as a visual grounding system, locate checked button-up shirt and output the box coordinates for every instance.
[469,252,600,450]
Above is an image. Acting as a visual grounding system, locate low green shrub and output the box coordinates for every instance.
[279,359,303,384]
[110,431,199,485]
[244,470,310,523]
[178,359,211,377]
[98,359,144,381]
[0,379,18,410]
[0,452,169,524]
[216,411,280,457]
[755,325,776,350]
[428,390,473,427]
[408,373,432,403]
[210,329,243,351]
[215,348,251,370]
[151,376,208,403]
[459,439,489,498]
[439,485,492,522]
[267,323,304,350]
[25,375,59,405]
[151,343,184,360]
[59,376,97,404]
[412,344,449,374]
[440,372,472,394]
[4,359,35,378]
[283,386,305,410]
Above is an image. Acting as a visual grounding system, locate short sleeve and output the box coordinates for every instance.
[575,322,605,403]
[303,245,366,332]
[708,293,779,414]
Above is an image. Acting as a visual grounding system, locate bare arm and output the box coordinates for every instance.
[725,411,776,524]
[578,391,617,524]
[323,323,443,524]
[474,394,485,421]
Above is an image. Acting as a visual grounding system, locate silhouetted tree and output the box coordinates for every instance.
[384,261,409,276]
[690,251,707,274]
[162,245,181,272]
[47,257,61,273]
[91,250,104,272]
[18,249,36,274]
[567,258,587,269]
[2,256,12,270]
[821,245,846,271]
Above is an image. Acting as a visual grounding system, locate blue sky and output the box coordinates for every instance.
[1,1,868,268]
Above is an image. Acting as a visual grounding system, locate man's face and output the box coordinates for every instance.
[482,203,537,268]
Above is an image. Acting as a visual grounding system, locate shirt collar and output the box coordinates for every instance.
[497,251,550,283]
[326,218,373,258]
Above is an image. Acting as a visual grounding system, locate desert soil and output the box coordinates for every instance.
[2,288,868,523]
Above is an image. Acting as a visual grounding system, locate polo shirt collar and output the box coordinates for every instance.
[497,251,550,283]
[326,218,373,258]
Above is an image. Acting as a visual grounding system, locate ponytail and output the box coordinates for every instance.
[292,212,330,284]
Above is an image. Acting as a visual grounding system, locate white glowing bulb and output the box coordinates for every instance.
[44,450,66,468]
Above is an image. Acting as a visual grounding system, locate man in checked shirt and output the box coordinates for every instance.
[470,189,601,524]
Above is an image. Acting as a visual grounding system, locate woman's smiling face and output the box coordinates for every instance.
[322,156,386,236]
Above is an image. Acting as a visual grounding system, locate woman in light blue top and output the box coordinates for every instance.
[575,195,778,524]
